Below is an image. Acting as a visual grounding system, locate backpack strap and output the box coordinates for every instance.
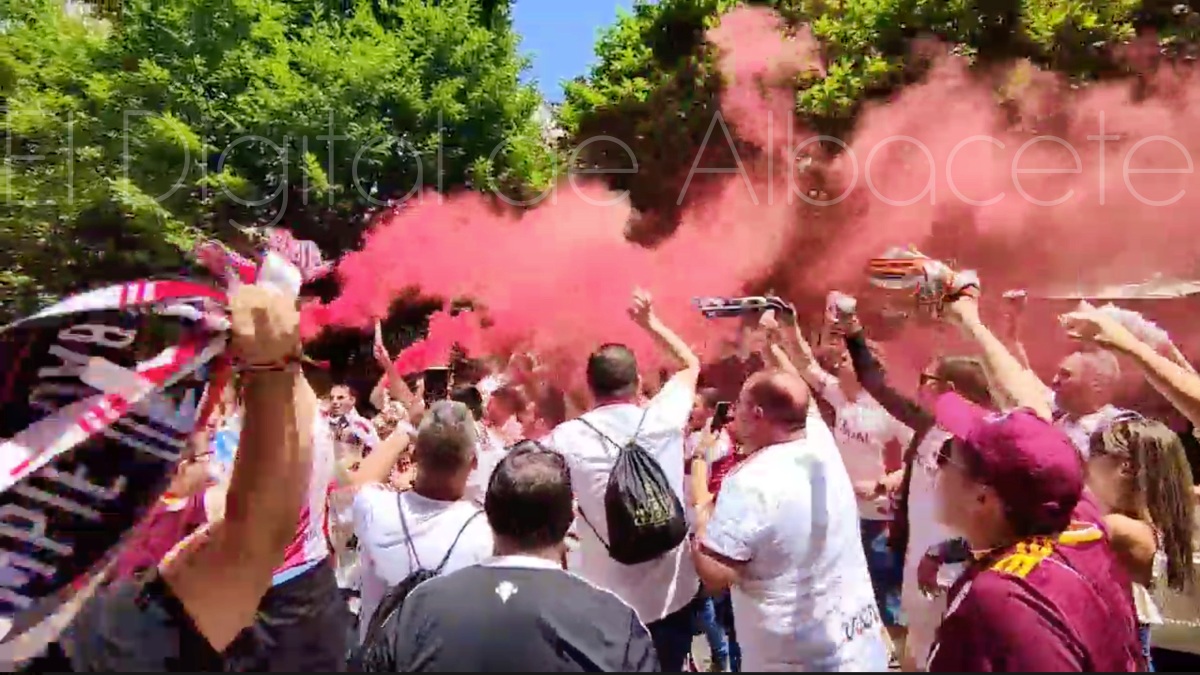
[577,504,610,552]
[434,511,483,574]
[577,408,651,455]
[396,492,424,570]
[573,408,652,552]
[397,494,483,574]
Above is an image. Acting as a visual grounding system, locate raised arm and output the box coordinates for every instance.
[372,320,421,413]
[344,423,414,488]
[162,284,313,651]
[1000,290,1032,371]
[1062,306,1200,428]
[944,295,1053,420]
[843,323,934,434]
[630,289,701,388]
[764,309,837,399]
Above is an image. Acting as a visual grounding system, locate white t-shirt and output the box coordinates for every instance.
[1054,404,1125,458]
[809,368,913,520]
[352,487,494,642]
[546,375,700,624]
[702,411,889,672]
[900,426,958,670]
[208,409,339,584]
[464,424,508,507]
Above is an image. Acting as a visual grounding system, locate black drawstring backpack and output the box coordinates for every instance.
[577,410,688,565]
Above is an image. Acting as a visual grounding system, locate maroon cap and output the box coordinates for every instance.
[935,393,1084,531]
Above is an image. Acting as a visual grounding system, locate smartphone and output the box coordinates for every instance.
[423,367,451,402]
[711,401,732,431]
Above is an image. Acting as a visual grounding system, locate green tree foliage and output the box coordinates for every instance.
[562,0,1200,219]
[559,0,746,236]
[0,0,555,319]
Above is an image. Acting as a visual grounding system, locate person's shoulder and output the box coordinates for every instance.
[457,505,493,541]
[944,565,1053,635]
[717,456,761,491]
[354,483,398,509]
[409,563,489,599]
[546,417,586,449]
[1103,512,1155,546]
[967,529,1105,609]
[558,570,645,626]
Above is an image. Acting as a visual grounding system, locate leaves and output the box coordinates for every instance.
[1,0,556,321]
[561,0,1195,221]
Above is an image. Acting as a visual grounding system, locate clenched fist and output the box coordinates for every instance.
[229,284,301,366]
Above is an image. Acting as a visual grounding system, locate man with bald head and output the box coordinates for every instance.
[690,370,888,671]
[1051,350,1128,456]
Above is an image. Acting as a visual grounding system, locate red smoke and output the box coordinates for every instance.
[307,181,790,369]
[390,308,483,376]
[306,5,1200,383]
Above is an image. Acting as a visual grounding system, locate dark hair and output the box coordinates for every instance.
[414,401,478,474]
[586,343,639,399]
[485,440,574,550]
[450,385,484,421]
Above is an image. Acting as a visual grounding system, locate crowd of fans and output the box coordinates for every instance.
[11,272,1200,673]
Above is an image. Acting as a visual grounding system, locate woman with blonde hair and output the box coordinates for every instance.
[1088,415,1197,671]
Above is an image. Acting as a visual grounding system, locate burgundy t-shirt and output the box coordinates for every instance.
[927,508,1144,672]
[112,493,208,580]
[707,451,747,496]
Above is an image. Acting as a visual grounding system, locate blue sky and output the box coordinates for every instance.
[512,0,638,102]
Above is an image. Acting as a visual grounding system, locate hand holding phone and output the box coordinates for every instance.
[710,401,732,432]
[423,366,451,402]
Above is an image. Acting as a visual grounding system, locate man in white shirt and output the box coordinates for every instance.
[386,441,658,671]
[805,344,912,645]
[485,384,529,445]
[352,400,494,641]
[327,383,382,452]
[1050,350,1127,456]
[692,370,889,672]
[547,290,702,671]
[454,384,511,507]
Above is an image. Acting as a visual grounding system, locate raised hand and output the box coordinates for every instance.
[229,284,301,367]
[373,319,392,369]
[759,309,781,335]
[1059,301,1138,351]
[826,291,859,335]
[628,288,655,327]
[940,292,982,328]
